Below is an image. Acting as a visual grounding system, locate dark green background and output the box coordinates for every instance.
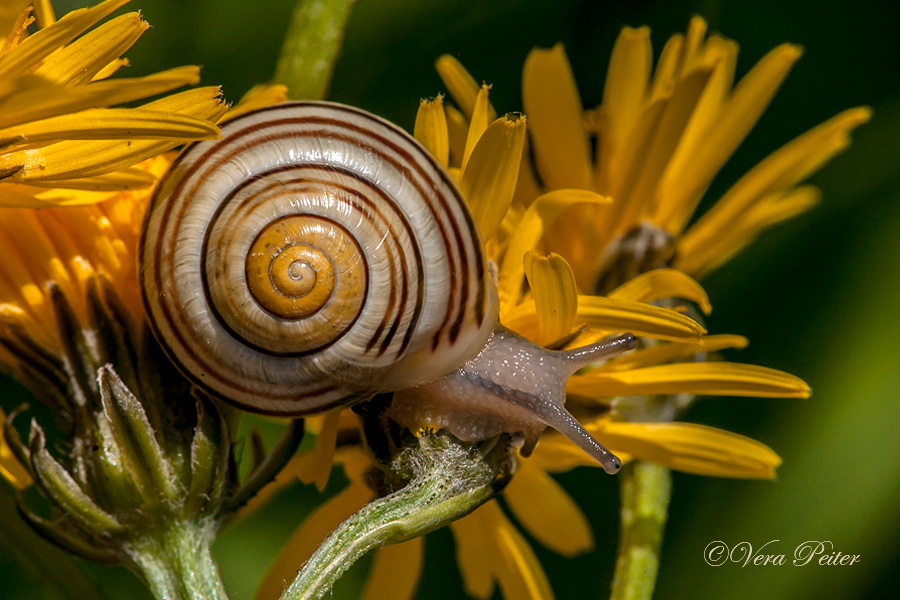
[2,0,898,599]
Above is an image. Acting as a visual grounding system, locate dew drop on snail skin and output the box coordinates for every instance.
[388,327,636,475]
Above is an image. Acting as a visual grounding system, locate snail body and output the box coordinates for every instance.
[140,101,630,473]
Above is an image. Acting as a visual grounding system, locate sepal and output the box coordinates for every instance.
[29,421,123,535]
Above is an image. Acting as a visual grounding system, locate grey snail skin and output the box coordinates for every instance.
[139,101,633,475]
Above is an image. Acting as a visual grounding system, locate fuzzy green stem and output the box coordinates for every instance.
[280,432,511,600]
[610,461,672,600]
[274,0,357,99]
[127,519,228,600]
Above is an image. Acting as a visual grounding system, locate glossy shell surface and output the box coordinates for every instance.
[140,102,497,414]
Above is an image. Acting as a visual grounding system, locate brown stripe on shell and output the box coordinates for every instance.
[141,102,487,410]
[204,164,421,358]
[155,124,467,364]
[203,213,367,357]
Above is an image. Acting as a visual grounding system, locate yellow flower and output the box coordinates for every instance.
[431,60,809,432]
[0,81,285,363]
[390,19,858,597]
[0,157,158,381]
[0,0,230,208]
[439,18,870,291]
[257,77,810,599]
[0,84,286,488]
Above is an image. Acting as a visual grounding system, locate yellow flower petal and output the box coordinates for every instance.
[361,537,424,600]
[460,113,526,241]
[595,26,652,190]
[0,0,130,80]
[2,209,76,296]
[692,106,869,228]
[444,103,468,167]
[0,220,55,315]
[522,43,591,190]
[503,461,593,557]
[498,189,610,312]
[414,95,449,168]
[523,251,578,346]
[434,54,495,121]
[221,84,289,122]
[0,107,220,147]
[0,1,30,41]
[0,184,64,207]
[488,501,555,600]
[677,106,871,275]
[657,43,803,232]
[741,185,821,229]
[512,134,542,207]
[450,507,498,599]
[616,68,713,231]
[668,36,736,176]
[32,0,55,27]
[22,168,157,192]
[678,16,708,76]
[0,87,226,185]
[0,66,202,130]
[295,409,341,491]
[590,420,782,479]
[33,12,147,86]
[569,361,811,398]
[607,268,711,315]
[0,303,55,354]
[680,186,821,277]
[506,295,705,344]
[596,334,748,372]
[0,406,31,490]
[28,187,113,206]
[649,33,683,102]
[460,84,491,173]
[593,96,666,245]
[254,481,373,600]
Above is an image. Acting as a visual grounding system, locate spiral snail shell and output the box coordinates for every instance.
[140,101,632,473]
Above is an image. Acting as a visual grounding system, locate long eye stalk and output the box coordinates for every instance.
[389,329,637,474]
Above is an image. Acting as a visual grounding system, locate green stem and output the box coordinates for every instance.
[280,432,511,600]
[274,0,357,100]
[127,519,228,600]
[610,461,672,600]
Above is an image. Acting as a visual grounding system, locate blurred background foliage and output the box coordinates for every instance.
[1,0,899,599]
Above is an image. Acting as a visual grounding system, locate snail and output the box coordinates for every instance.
[139,101,634,474]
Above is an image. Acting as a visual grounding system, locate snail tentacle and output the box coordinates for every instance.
[389,329,636,474]
[141,101,631,472]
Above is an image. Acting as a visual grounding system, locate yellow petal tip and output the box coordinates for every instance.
[851,105,874,124]
[779,43,805,62]
[621,25,650,40]
[502,111,526,127]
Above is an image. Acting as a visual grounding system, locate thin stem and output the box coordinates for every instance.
[280,432,512,600]
[274,0,357,100]
[225,419,304,512]
[610,461,672,600]
[127,519,229,600]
